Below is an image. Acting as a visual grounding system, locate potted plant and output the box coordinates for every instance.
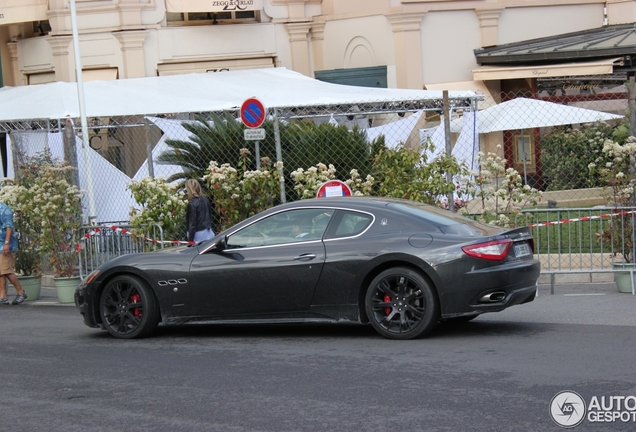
[589,136,636,292]
[29,159,83,302]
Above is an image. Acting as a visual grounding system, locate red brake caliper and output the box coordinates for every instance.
[384,294,391,315]
[130,292,142,318]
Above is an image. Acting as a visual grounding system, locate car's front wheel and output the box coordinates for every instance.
[365,267,439,340]
[100,275,160,339]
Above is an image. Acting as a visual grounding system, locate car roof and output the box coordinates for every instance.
[275,196,404,210]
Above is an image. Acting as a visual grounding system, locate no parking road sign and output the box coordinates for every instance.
[240,98,266,128]
[316,180,352,198]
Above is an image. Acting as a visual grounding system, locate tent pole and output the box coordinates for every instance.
[273,109,286,203]
[443,91,454,212]
[70,0,97,223]
[144,118,154,178]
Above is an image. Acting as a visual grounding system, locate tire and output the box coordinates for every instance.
[365,267,439,340]
[99,275,160,339]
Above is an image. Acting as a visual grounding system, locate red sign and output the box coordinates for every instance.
[316,180,352,198]
[240,98,266,128]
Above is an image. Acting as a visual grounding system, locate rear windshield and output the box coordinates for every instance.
[388,202,502,237]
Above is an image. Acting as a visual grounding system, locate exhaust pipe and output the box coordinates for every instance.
[479,291,506,303]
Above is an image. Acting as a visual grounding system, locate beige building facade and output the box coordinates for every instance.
[1,0,634,90]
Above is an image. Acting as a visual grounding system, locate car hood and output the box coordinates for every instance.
[96,244,195,271]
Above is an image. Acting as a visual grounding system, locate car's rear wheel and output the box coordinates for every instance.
[365,267,439,340]
[100,275,159,339]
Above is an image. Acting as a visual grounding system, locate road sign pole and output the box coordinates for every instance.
[255,140,260,169]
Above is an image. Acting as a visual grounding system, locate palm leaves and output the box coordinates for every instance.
[156,112,377,201]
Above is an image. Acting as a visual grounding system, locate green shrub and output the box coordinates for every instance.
[540,120,627,191]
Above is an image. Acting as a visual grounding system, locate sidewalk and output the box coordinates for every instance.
[22,285,75,307]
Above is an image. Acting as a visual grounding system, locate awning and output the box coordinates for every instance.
[0,0,47,25]
[83,68,119,82]
[27,69,118,86]
[472,57,624,81]
[166,0,263,13]
[424,80,496,108]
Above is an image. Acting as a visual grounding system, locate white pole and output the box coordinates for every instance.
[70,0,97,222]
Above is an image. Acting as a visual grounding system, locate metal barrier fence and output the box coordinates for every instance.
[3,84,632,282]
[517,207,636,294]
[78,223,165,279]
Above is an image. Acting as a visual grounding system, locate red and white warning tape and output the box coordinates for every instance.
[82,225,196,246]
[528,210,635,228]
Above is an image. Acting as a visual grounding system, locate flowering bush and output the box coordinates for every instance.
[291,163,374,198]
[291,163,337,198]
[463,148,542,227]
[346,169,374,196]
[540,121,628,191]
[26,158,84,278]
[0,152,83,278]
[371,142,467,206]
[128,176,187,242]
[588,136,636,262]
[588,137,636,206]
[204,150,283,230]
[0,152,69,276]
[0,180,41,276]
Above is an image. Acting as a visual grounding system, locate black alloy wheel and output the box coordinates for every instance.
[365,267,439,340]
[100,275,160,339]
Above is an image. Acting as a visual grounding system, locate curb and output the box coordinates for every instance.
[22,286,75,307]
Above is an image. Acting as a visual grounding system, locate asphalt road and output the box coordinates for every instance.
[1,284,635,432]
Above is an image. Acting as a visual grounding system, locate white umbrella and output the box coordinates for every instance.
[451,97,623,133]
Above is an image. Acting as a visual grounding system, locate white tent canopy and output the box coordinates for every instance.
[133,117,190,181]
[450,97,623,133]
[365,111,424,149]
[0,68,478,122]
[5,132,135,222]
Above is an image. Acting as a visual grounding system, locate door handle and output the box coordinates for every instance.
[293,253,316,261]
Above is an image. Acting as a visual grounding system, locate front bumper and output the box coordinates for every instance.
[75,282,100,328]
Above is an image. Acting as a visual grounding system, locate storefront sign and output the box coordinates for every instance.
[0,0,48,25]
[166,0,263,13]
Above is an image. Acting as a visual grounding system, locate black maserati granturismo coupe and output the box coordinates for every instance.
[75,196,540,340]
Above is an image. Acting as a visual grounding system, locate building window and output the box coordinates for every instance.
[513,132,536,174]
[315,66,388,88]
[166,11,257,26]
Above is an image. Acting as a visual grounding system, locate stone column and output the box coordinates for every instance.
[46,35,74,82]
[117,0,144,28]
[6,42,22,86]
[387,13,425,89]
[284,22,313,77]
[475,8,504,48]
[310,21,326,73]
[113,30,149,78]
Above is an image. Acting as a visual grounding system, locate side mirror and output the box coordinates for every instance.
[216,236,228,251]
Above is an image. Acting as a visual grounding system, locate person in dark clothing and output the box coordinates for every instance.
[185,179,214,243]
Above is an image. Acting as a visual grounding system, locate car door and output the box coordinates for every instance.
[187,208,333,317]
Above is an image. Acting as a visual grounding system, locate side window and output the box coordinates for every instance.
[226,209,333,248]
[333,211,373,238]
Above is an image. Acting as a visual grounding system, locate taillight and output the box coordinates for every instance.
[462,238,513,261]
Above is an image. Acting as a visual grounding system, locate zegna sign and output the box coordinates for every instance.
[166,0,263,13]
[0,0,48,25]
